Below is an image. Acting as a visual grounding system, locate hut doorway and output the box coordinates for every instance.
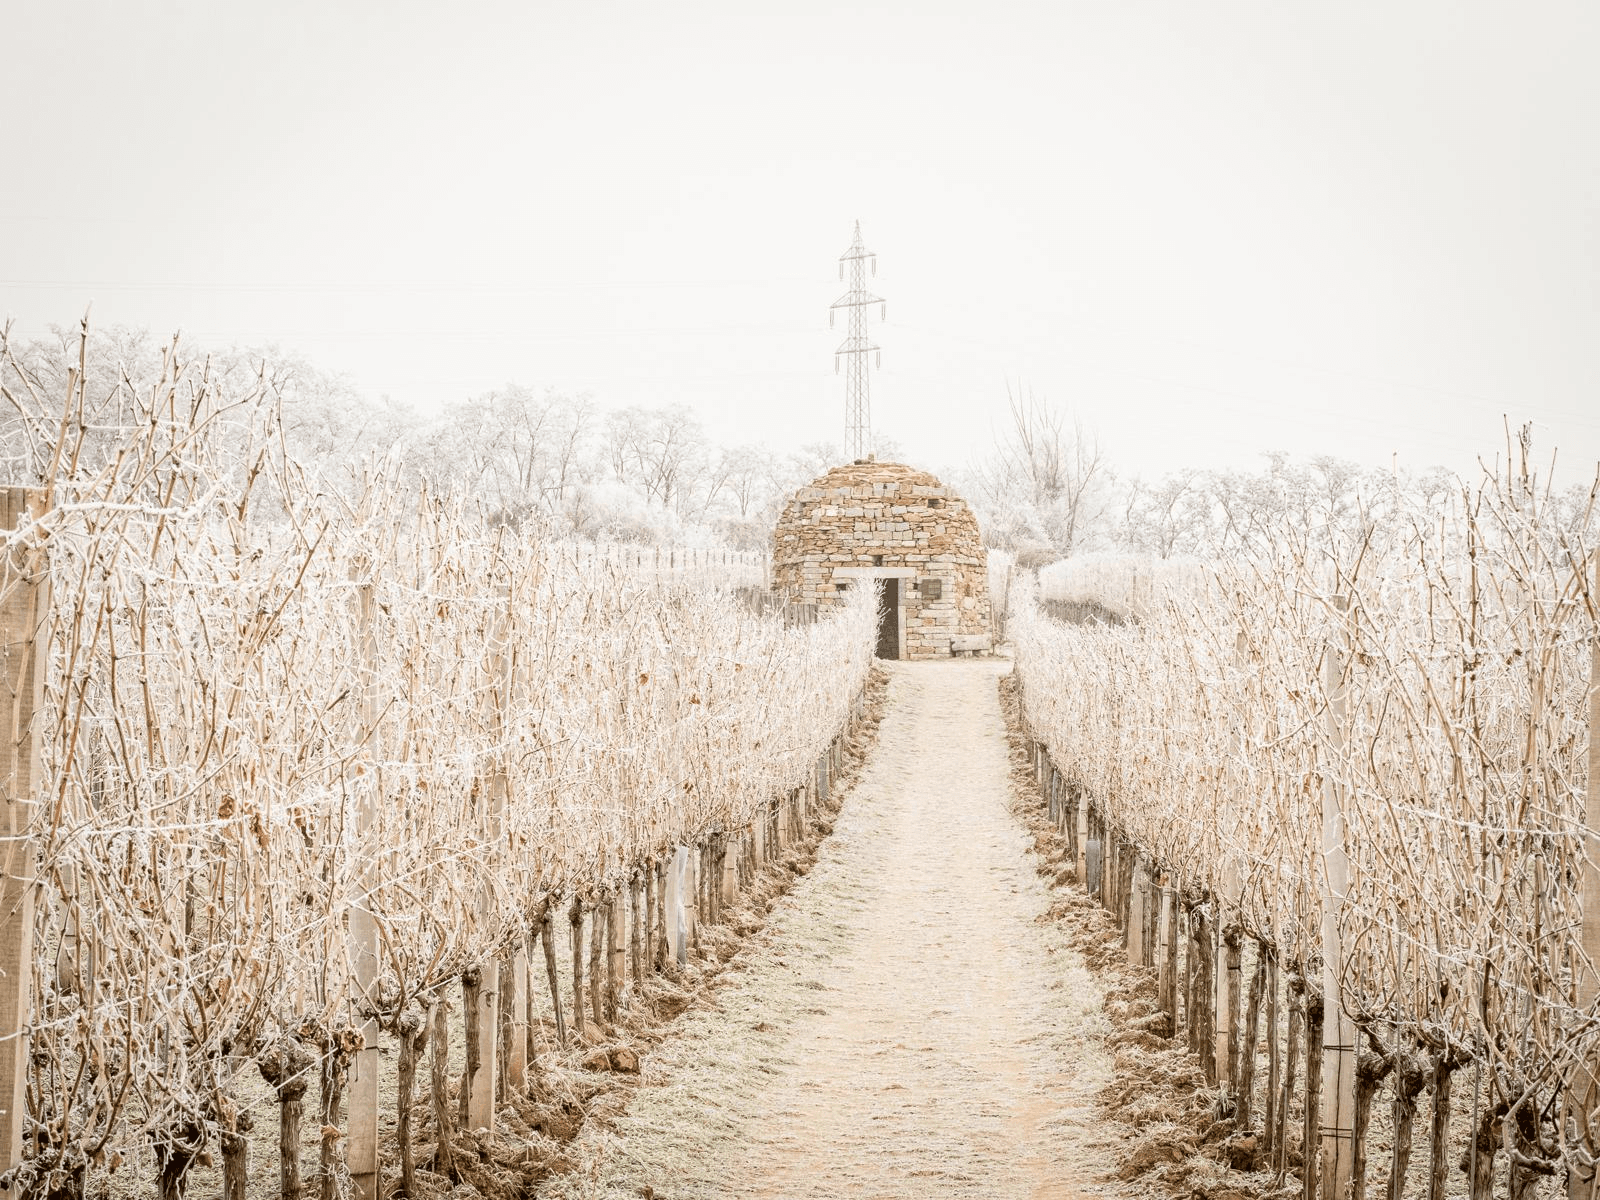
[876,578,900,659]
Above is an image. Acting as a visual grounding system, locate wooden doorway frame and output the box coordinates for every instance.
[833,566,914,661]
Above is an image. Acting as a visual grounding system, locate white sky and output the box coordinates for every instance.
[4,0,1596,486]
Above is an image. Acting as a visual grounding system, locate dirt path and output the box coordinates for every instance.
[550,660,1131,1199]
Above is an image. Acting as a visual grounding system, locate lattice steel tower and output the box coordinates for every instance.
[830,221,885,462]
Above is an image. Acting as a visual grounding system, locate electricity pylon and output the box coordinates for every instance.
[830,221,885,462]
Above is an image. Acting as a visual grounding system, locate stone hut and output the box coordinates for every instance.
[771,461,993,659]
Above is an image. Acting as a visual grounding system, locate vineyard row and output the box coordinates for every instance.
[1013,464,1600,1200]
[0,346,880,1200]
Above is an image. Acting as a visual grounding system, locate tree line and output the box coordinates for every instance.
[10,323,1578,568]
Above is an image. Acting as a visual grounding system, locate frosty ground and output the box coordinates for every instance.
[545,658,1141,1199]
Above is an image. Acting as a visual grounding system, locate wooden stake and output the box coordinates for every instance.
[1196,904,1216,1084]
[497,956,511,1104]
[1103,824,1117,914]
[1157,878,1177,1025]
[682,843,698,955]
[346,579,380,1200]
[630,871,644,986]
[1182,900,1195,1042]
[468,961,499,1135]
[608,893,626,1015]
[1571,553,1600,1199]
[1319,594,1356,1200]
[1086,808,1102,899]
[702,841,715,926]
[1264,949,1280,1155]
[1075,790,1088,886]
[589,896,607,1031]
[1127,858,1145,966]
[1144,872,1159,967]
[1238,942,1265,1129]
[506,946,529,1090]
[721,836,738,908]
[656,857,670,971]
[0,488,46,1192]
[644,864,658,973]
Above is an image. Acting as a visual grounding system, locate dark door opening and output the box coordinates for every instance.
[876,577,900,659]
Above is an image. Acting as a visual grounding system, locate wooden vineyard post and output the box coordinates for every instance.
[608,894,626,1010]
[1076,790,1088,883]
[1319,593,1356,1200]
[1105,827,1118,915]
[685,844,699,952]
[1214,628,1248,1097]
[0,490,45,1193]
[630,872,645,985]
[1141,870,1156,966]
[506,946,529,1091]
[1158,876,1184,1017]
[569,897,586,1034]
[1263,948,1280,1155]
[1215,876,1242,1095]
[1571,552,1600,1200]
[666,845,689,967]
[1127,857,1145,966]
[467,963,499,1131]
[467,607,512,1134]
[347,578,381,1200]
[651,860,666,972]
[720,837,738,908]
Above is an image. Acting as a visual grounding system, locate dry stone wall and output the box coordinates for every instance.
[772,461,992,659]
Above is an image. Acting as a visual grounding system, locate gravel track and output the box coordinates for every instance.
[550,659,1130,1199]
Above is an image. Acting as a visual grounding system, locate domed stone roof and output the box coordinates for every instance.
[795,460,947,492]
[772,460,991,658]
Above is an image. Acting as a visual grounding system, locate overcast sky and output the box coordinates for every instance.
[4,0,1596,486]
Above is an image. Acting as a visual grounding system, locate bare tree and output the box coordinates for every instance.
[717,445,772,520]
[972,383,1111,559]
[1119,469,1209,558]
